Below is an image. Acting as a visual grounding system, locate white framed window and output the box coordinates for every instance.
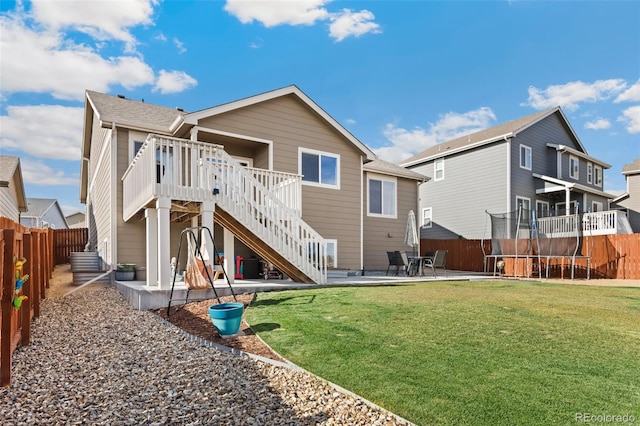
[434,158,444,181]
[591,201,603,212]
[422,207,433,228]
[326,239,337,268]
[516,196,531,212]
[594,165,603,187]
[367,174,397,218]
[128,131,148,162]
[569,155,579,179]
[555,201,578,215]
[520,145,532,170]
[587,162,593,184]
[536,200,549,218]
[299,148,340,189]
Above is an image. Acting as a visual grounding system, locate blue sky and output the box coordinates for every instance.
[1,0,639,216]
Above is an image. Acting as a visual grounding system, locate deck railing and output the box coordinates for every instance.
[537,210,625,237]
[122,135,326,284]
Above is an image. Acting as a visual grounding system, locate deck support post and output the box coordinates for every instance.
[157,197,171,289]
[201,201,215,264]
[145,207,158,287]
[224,228,235,284]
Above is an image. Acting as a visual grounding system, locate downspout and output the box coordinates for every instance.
[360,157,364,273]
[111,122,118,270]
[505,136,512,213]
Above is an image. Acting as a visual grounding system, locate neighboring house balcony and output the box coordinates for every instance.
[122,134,327,285]
[537,210,632,237]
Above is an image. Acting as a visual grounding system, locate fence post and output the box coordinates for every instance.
[1,229,15,387]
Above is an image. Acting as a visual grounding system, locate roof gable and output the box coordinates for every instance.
[364,159,429,181]
[0,155,27,212]
[181,85,376,160]
[400,107,586,167]
[622,158,640,175]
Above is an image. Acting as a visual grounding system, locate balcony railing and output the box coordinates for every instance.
[121,134,326,284]
[537,210,626,237]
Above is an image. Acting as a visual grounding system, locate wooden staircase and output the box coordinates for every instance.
[214,208,314,283]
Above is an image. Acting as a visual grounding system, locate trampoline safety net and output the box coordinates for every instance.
[486,208,583,257]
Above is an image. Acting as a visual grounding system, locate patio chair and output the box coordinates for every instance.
[423,250,448,278]
[386,251,410,276]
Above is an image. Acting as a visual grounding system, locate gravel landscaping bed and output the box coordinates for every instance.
[0,284,411,425]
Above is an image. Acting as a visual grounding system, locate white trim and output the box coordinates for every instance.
[110,123,118,269]
[434,158,445,181]
[516,195,531,211]
[422,207,433,228]
[594,165,603,187]
[325,239,338,268]
[366,173,397,218]
[587,162,593,184]
[360,158,364,270]
[129,130,148,162]
[547,143,611,168]
[569,155,579,180]
[555,200,577,215]
[506,140,511,214]
[536,200,549,218]
[591,201,603,213]
[519,144,532,170]
[193,126,273,145]
[532,173,614,198]
[298,147,341,189]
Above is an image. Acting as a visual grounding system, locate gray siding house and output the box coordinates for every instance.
[21,198,69,229]
[611,158,640,233]
[400,107,615,240]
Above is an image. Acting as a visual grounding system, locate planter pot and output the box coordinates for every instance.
[115,271,135,281]
[208,302,244,336]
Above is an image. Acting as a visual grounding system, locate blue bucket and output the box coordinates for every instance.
[208,302,244,336]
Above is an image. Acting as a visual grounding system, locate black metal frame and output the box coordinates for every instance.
[167,226,237,316]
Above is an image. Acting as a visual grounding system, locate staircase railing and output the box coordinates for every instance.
[200,146,327,284]
[122,134,327,284]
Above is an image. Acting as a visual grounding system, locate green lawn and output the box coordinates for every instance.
[245,281,640,425]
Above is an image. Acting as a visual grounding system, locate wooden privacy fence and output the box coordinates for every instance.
[0,217,53,387]
[54,228,88,265]
[421,233,640,280]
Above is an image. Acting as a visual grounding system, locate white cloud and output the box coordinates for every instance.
[345,118,356,125]
[615,80,640,103]
[376,107,497,163]
[224,0,380,41]
[173,37,186,54]
[30,0,157,52]
[0,9,156,100]
[153,70,198,94]
[329,9,381,42]
[584,118,611,130]
[224,0,330,27]
[523,79,628,111]
[0,105,84,160]
[20,159,79,186]
[618,106,640,134]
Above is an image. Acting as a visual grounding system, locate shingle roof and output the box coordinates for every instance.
[400,107,559,166]
[86,91,185,132]
[363,159,429,181]
[23,198,58,217]
[0,155,20,182]
[622,158,640,175]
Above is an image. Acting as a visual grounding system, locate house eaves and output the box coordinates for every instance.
[0,155,27,212]
[622,158,640,175]
[533,173,615,199]
[611,192,629,204]
[547,144,611,169]
[181,85,377,161]
[400,107,589,168]
[363,159,430,182]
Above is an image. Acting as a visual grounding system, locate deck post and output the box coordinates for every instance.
[157,197,171,289]
[145,207,158,287]
[224,228,235,284]
[201,201,215,263]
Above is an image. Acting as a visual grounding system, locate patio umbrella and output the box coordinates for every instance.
[405,210,419,256]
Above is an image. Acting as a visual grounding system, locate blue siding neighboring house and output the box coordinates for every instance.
[21,198,69,229]
[400,107,615,239]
